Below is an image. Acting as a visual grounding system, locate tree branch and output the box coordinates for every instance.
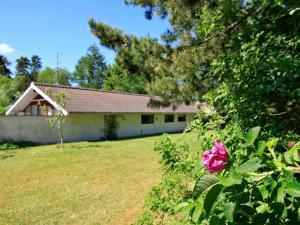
[177,5,263,50]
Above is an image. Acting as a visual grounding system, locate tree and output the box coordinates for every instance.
[72,44,106,88]
[16,56,31,76]
[103,64,147,94]
[30,55,42,80]
[0,55,12,78]
[90,0,300,133]
[37,67,70,85]
[47,91,66,149]
[15,55,43,92]
[0,76,14,114]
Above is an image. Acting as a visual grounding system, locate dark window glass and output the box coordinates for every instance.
[141,114,154,124]
[178,114,186,122]
[165,114,174,123]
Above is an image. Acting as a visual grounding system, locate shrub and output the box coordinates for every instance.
[135,134,197,225]
[0,141,38,150]
[137,111,299,224]
[177,126,300,225]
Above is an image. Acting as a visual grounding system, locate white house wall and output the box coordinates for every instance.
[117,113,194,138]
[0,113,195,144]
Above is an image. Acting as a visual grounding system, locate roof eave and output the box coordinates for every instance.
[6,82,68,116]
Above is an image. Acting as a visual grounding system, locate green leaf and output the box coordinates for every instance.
[224,202,235,222]
[284,151,293,164]
[192,174,219,199]
[192,205,203,223]
[175,202,190,212]
[203,183,224,216]
[277,187,286,203]
[284,142,300,164]
[246,126,260,145]
[256,202,269,214]
[236,158,263,174]
[285,182,300,197]
[219,169,242,187]
[291,142,300,162]
[257,141,267,155]
[266,138,279,149]
[258,186,268,200]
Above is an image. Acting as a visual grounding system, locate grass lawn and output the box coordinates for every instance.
[0,133,198,225]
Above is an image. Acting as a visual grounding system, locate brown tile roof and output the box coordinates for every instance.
[35,83,197,114]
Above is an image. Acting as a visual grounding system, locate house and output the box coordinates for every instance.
[1,82,197,144]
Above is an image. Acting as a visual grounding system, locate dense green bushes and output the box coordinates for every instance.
[137,113,299,224]
[136,134,198,225]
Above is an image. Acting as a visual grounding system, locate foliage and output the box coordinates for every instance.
[90,0,300,134]
[0,76,25,114]
[176,124,300,225]
[30,55,42,80]
[137,172,190,225]
[0,141,38,150]
[0,76,14,111]
[37,67,71,85]
[136,134,198,224]
[154,134,195,173]
[138,109,299,224]
[213,32,300,133]
[15,55,43,92]
[16,55,42,79]
[72,44,106,89]
[103,114,120,140]
[103,64,148,94]
[47,91,66,149]
[0,54,12,78]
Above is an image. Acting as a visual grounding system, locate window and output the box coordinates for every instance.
[141,114,154,124]
[165,114,174,123]
[178,114,186,122]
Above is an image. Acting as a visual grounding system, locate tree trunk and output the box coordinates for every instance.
[59,126,64,149]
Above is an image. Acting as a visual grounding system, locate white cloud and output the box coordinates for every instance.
[0,43,15,54]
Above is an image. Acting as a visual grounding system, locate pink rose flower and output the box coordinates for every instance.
[201,140,228,173]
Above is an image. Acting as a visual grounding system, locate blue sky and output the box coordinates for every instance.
[0,0,169,73]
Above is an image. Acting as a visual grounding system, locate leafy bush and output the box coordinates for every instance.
[177,126,300,225]
[154,134,195,173]
[0,141,38,150]
[138,110,299,224]
[136,134,197,225]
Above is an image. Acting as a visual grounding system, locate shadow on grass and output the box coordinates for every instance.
[70,144,110,150]
[0,152,15,160]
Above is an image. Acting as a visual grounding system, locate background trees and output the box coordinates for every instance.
[103,64,147,94]
[0,55,12,78]
[89,0,300,134]
[72,44,106,89]
[37,67,71,85]
[15,55,43,93]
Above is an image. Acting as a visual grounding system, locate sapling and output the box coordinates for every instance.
[46,90,66,149]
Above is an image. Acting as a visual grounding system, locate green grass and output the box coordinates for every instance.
[0,133,198,225]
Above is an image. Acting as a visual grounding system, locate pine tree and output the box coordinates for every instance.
[16,56,31,76]
[30,55,42,80]
[90,0,300,132]
[0,55,12,78]
[72,44,106,89]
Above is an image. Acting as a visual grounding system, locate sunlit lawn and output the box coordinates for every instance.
[0,133,198,225]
